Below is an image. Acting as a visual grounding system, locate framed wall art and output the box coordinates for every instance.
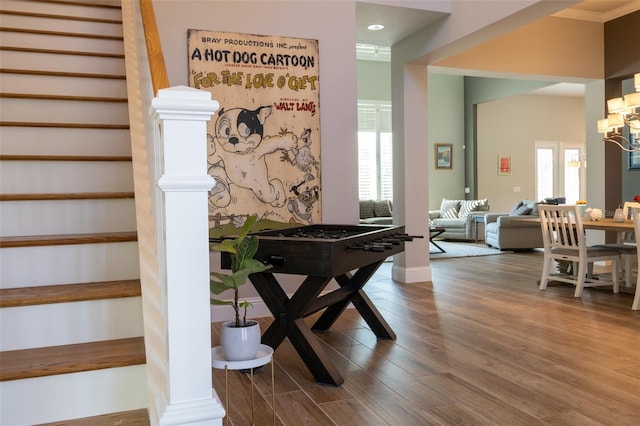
[629,133,640,169]
[435,144,452,169]
[498,155,511,175]
[187,29,321,237]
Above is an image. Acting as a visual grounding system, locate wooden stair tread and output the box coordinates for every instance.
[0,121,129,129]
[0,231,137,248]
[0,93,127,102]
[0,192,134,201]
[0,337,145,381]
[37,409,149,426]
[0,27,123,41]
[34,0,122,10]
[0,9,122,25]
[0,154,132,161]
[0,45,125,58]
[0,279,141,308]
[0,68,125,79]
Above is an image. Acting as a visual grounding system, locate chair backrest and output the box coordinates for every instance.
[632,208,640,265]
[538,204,585,255]
[620,201,640,243]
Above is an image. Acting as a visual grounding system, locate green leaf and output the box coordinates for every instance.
[210,299,233,306]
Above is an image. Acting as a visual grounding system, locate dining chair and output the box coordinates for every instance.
[631,207,640,310]
[538,204,620,298]
[611,201,639,287]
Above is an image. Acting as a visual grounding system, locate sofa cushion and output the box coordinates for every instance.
[432,217,466,228]
[509,201,524,215]
[359,200,375,219]
[511,204,532,216]
[440,199,460,218]
[458,198,488,218]
[373,199,392,217]
[522,199,540,215]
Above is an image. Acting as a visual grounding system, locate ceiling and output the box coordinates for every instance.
[356,0,640,47]
[356,1,640,97]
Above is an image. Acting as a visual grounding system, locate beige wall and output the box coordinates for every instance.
[434,16,604,79]
[477,94,585,213]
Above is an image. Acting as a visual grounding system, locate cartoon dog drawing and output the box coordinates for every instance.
[208,105,298,208]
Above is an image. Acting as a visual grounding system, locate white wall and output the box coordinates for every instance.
[477,94,585,212]
[154,0,358,226]
[152,0,358,311]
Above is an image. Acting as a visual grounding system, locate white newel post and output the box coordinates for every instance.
[152,86,224,425]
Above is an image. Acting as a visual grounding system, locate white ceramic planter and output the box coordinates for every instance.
[219,320,261,361]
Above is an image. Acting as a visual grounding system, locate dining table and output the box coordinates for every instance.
[580,217,634,232]
[510,216,634,232]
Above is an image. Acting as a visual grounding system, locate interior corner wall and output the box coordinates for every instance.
[463,76,556,198]
[427,73,465,207]
[603,11,640,219]
[477,94,585,213]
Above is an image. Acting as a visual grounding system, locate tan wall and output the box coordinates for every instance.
[477,94,585,213]
[434,16,604,79]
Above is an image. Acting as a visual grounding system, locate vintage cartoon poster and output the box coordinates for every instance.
[187,30,321,237]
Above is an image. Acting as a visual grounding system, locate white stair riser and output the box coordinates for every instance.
[1,98,129,125]
[0,161,133,193]
[1,0,124,22]
[0,199,136,237]
[0,31,123,54]
[0,73,127,98]
[2,15,122,38]
[0,366,147,426]
[0,127,131,156]
[1,242,140,288]
[0,50,126,75]
[1,297,143,351]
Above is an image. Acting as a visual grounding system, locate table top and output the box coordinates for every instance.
[581,218,634,231]
[510,216,634,231]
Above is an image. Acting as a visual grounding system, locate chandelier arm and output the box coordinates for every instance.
[603,136,640,153]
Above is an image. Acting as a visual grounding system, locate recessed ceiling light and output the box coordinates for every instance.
[367,24,384,31]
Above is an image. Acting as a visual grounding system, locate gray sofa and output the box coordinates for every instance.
[484,199,544,250]
[429,198,490,241]
[359,199,393,225]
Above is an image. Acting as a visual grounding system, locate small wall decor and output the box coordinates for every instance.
[435,144,453,169]
[498,155,511,175]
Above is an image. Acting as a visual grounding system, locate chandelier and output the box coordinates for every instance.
[597,72,640,152]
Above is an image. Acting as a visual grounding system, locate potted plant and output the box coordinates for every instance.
[210,215,271,361]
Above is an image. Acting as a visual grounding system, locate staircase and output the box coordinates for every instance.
[0,0,148,424]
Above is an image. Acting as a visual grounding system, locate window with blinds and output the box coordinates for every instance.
[358,101,392,200]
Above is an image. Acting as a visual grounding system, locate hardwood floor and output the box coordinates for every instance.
[211,251,640,425]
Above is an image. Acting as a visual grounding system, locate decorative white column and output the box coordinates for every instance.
[152,86,224,425]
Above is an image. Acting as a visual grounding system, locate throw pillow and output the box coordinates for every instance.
[458,198,488,218]
[373,200,392,217]
[512,205,532,216]
[509,201,524,215]
[440,198,460,218]
[523,199,541,216]
[359,200,374,219]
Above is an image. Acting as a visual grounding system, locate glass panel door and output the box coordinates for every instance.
[535,142,584,204]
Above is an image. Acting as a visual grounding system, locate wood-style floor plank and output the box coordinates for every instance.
[211,250,640,425]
